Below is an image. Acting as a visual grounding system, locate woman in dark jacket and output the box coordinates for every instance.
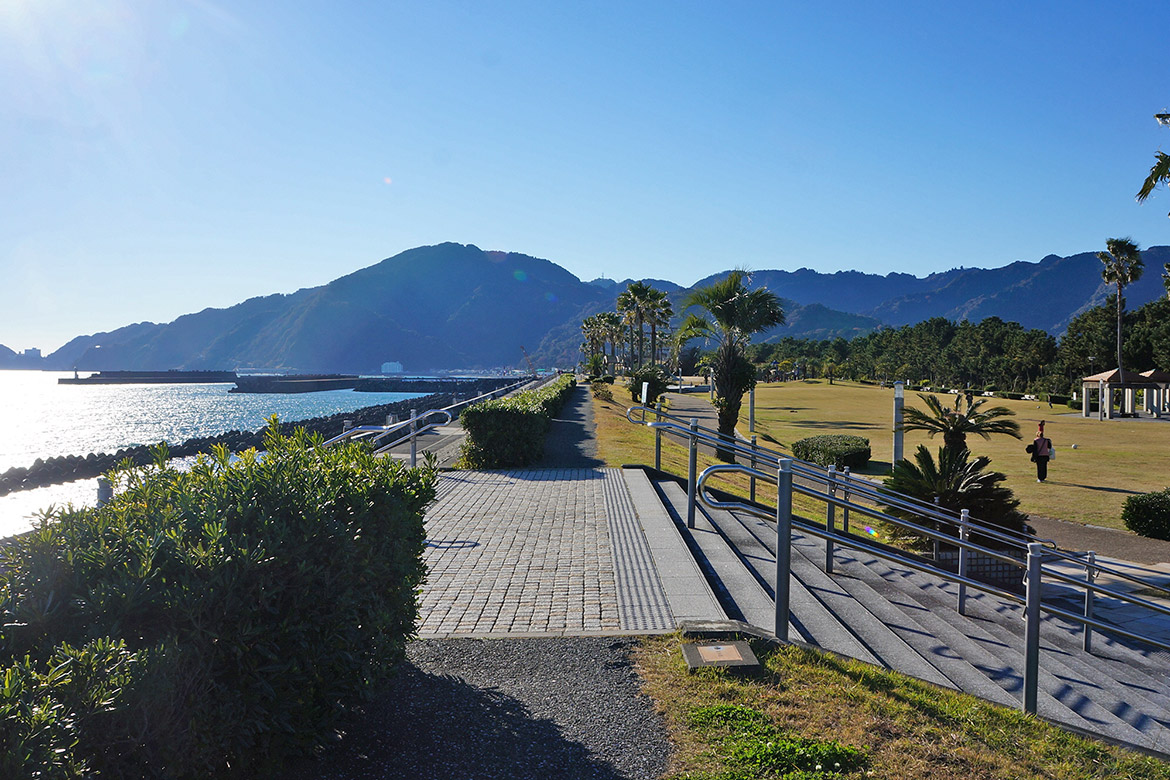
[1030,421,1053,482]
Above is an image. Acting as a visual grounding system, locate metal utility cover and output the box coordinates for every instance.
[682,640,760,671]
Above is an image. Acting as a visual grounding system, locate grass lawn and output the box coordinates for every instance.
[636,635,1170,780]
[733,380,1169,532]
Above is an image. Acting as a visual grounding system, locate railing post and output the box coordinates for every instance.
[841,466,851,534]
[1083,550,1096,653]
[687,418,698,529]
[410,408,417,467]
[343,419,353,432]
[958,509,970,615]
[654,400,663,471]
[932,496,941,562]
[749,434,757,503]
[775,460,793,642]
[825,465,837,574]
[1023,542,1043,714]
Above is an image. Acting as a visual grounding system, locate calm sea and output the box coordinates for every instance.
[0,370,428,537]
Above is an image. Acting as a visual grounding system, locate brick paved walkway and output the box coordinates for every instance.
[417,468,674,637]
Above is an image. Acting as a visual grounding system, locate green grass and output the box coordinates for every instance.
[734,380,1170,532]
[637,635,1170,780]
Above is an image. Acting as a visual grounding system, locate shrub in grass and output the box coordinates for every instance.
[1122,488,1170,540]
[626,364,671,404]
[791,434,871,469]
[0,426,436,778]
[592,381,614,402]
[459,374,575,468]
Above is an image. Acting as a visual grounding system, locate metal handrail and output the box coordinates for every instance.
[629,407,1054,554]
[321,408,452,465]
[697,462,1170,652]
[695,461,1170,716]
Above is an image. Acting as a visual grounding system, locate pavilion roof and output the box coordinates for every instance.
[1140,368,1170,382]
[1082,368,1157,384]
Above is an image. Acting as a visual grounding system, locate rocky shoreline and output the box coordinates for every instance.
[0,392,452,497]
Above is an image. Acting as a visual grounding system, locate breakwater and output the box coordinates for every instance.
[355,376,520,394]
[59,370,238,385]
[0,392,451,497]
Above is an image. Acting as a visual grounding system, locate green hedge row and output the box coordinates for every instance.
[459,374,576,468]
[0,425,436,778]
[1123,487,1170,541]
[792,434,871,470]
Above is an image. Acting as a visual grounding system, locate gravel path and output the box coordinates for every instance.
[284,637,670,780]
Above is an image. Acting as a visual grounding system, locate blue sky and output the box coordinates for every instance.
[3,1,1168,352]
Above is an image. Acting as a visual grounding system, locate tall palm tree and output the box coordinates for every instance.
[617,281,655,368]
[900,393,1021,454]
[645,288,673,367]
[580,314,605,362]
[596,311,623,372]
[676,270,785,460]
[1097,237,1143,376]
[1136,151,1170,217]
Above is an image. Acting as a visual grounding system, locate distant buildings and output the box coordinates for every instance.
[381,361,404,374]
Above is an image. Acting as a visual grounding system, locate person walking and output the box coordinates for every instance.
[1029,421,1053,482]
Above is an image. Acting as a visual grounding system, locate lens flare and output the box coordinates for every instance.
[513,270,527,282]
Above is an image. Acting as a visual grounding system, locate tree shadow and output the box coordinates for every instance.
[1045,481,1143,496]
[284,664,631,780]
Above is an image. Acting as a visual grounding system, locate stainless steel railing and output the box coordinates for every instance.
[625,406,1170,715]
[322,408,452,466]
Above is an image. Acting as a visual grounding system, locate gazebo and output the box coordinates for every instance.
[1080,369,1161,419]
[1140,369,1170,416]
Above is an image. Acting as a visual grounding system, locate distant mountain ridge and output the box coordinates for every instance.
[1,243,1166,373]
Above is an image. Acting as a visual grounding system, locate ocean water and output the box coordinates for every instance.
[0,370,428,537]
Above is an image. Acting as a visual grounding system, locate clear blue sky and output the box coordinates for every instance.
[3,1,1168,352]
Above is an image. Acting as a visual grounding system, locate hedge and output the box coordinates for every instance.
[459,374,576,468]
[0,424,436,778]
[1122,487,1170,541]
[792,434,871,469]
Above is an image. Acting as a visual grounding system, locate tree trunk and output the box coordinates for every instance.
[1116,282,1124,376]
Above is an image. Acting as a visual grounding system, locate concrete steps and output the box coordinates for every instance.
[641,471,1170,755]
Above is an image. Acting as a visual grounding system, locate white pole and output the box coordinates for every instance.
[892,381,905,469]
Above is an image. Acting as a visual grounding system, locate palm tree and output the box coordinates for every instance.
[1097,237,1143,376]
[580,314,605,362]
[645,288,673,367]
[1136,151,1170,217]
[596,311,623,372]
[900,393,1021,454]
[1163,262,1170,301]
[676,270,785,460]
[617,281,655,368]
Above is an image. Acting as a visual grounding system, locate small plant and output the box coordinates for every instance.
[687,703,868,777]
[592,382,614,402]
[1122,487,1170,540]
[791,435,870,469]
[626,364,671,404]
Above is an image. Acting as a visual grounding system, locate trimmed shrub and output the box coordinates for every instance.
[791,434,871,469]
[1122,488,1170,540]
[0,426,436,778]
[626,365,670,404]
[459,375,576,468]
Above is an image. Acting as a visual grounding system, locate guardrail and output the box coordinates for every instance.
[322,408,453,466]
[626,405,1170,714]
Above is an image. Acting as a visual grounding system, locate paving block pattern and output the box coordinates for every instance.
[418,468,670,637]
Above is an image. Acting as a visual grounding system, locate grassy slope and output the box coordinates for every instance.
[734,380,1168,531]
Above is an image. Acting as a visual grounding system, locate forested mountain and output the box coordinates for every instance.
[1,243,1166,373]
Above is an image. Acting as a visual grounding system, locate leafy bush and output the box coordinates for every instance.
[459,374,575,468]
[592,382,614,402]
[626,364,671,404]
[0,426,436,778]
[792,434,871,469]
[1122,488,1170,540]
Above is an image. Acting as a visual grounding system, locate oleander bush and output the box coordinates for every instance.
[791,434,871,469]
[1122,487,1170,541]
[0,424,436,778]
[459,374,576,468]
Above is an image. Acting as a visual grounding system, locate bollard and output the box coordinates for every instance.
[825,465,837,574]
[1022,542,1043,714]
[775,461,793,641]
[686,418,699,529]
[957,509,970,615]
[96,477,113,507]
[1083,551,1096,653]
[343,419,354,432]
[386,414,395,426]
[410,409,417,467]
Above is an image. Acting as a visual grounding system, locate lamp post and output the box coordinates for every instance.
[892,380,905,470]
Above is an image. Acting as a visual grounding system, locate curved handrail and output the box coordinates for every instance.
[696,462,1170,654]
[630,408,1054,553]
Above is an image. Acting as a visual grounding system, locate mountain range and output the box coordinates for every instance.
[2,242,1167,374]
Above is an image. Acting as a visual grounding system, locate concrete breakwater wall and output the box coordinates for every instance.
[355,376,520,394]
[0,393,451,497]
